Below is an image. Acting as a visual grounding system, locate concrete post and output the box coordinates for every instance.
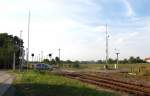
[13,52,15,71]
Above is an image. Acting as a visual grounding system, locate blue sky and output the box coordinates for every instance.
[0,0,150,61]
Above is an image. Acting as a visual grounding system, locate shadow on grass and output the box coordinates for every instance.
[4,83,118,96]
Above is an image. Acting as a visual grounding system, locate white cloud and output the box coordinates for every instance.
[123,0,134,17]
[0,0,150,61]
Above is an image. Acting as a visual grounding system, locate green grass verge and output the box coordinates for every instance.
[63,63,150,73]
[12,71,119,96]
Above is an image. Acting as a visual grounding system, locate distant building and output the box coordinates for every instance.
[144,57,150,63]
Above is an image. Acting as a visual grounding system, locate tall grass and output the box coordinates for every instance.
[13,71,119,96]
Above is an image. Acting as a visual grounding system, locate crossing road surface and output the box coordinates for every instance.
[0,71,14,96]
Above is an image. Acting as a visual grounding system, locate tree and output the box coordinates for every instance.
[121,58,128,64]
[128,56,135,64]
[55,57,60,63]
[66,60,73,64]
[136,56,145,63]
[108,58,116,64]
[97,60,104,64]
[0,33,24,69]
[43,59,50,64]
[72,61,80,68]
[55,57,61,66]
[51,59,56,65]
[126,56,145,64]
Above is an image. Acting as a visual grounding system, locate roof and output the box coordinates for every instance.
[144,57,150,61]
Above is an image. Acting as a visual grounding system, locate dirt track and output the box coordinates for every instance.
[0,71,14,96]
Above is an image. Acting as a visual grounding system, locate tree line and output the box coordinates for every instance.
[0,33,23,69]
[44,56,146,65]
[106,56,146,64]
[90,56,146,64]
[41,56,146,69]
[41,57,80,68]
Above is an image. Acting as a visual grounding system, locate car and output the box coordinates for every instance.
[34,63,53,70]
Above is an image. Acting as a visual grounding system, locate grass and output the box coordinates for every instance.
[62,63,150,82]
[11,70,119,96]
[63,63,150,73]
[62,63,150,81]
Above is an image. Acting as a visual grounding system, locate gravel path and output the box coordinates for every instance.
[0,71,14,96]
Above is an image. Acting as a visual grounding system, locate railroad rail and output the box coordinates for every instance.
[58,72,150,96]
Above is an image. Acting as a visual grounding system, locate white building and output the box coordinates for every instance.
[144,57,150,63]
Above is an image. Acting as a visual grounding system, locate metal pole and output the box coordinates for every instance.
[58,49,60,60]
[105,24,108,69]
[116,53,120,69]
[13,52,15,71]
[38,54,40,62]
[32,56,33,63]
[19,30,23,71]
[27,10,30,71]
[41,51,43,62]
[58,49,61,67]
[21,49,24,70]
[114,48,120,69]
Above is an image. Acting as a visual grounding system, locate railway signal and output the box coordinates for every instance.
[48,53,52,61]
[114,48,120,69]
[49,54,52,57]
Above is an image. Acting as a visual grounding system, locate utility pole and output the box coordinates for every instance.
[22,49,25,69]
[104,24,109,69]
[41,51,43,62]
[58,49,61,67]
[58,49,61,60]
[38,54,40,62]
[13,52,16,71]
[27,10,30,71]
[19,30,23,71]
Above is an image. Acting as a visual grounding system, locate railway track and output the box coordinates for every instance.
[59,72,150,96]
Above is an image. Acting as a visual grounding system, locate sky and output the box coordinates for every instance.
[0,0,150,61]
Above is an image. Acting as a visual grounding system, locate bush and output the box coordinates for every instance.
[73,63,80,68]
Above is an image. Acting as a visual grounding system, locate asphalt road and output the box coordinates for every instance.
[0,71,14,96]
